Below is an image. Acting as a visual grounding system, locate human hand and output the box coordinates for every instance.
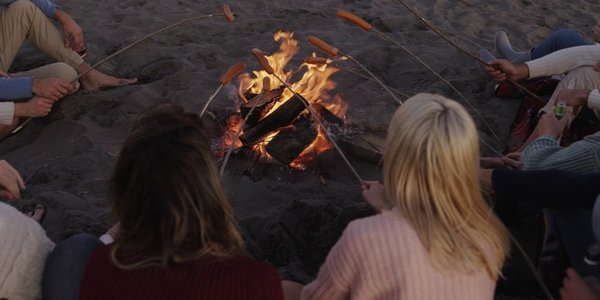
[560,268,600,300]
[0,70,9,78]
[537,111,569,139]
[32,78,74,101]
[14,97,55,118]
[485,59,530,81]
[0,160,25,200]
[555,89,592,108]
[362,180,387,213]
[55,10,84,50]
[502,152,522,170]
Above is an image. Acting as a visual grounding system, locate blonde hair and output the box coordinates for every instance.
[383,93,509,279]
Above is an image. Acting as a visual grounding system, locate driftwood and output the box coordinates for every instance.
[239,94,308,145]
[338,129,385,165]
[312,103,344,126]
[266,117,317,165]
[241,87,284,127]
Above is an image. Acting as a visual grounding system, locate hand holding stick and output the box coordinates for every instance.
[200,62,245,117]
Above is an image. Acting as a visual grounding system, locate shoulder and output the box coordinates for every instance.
[222,255,281,279]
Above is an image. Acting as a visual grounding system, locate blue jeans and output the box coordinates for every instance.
[531,28,594,59]
[42,233,102,300]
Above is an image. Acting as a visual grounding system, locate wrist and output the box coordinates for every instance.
[54,9,71,24]
[14,103,27,117]
[516,64,530,80]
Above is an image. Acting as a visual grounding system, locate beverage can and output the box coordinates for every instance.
[555,101,566,119]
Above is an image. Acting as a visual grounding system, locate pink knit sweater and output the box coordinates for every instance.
[301,210,497,299]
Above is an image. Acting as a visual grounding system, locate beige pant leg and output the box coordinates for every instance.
[540,66,600,119]
[0,0,84,71]
[12,62,80,92]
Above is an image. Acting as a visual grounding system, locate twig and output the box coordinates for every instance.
[272,73,364,184]
[333,63,409,98]
[75,12,227,82]
[220,106,259,175]
[370,29,503,146]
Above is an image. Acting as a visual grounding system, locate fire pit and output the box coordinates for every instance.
[221,32,348,169]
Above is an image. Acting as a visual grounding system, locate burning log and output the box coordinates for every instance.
[266,117,317,165]
[312,103,344,127]
[240,87,284,127]
[239,94,309,145]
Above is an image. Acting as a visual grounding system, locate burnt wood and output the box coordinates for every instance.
[266,117,317,165]
[241,87,284,127]
[239,94,309,145]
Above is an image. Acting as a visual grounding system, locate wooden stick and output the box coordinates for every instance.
[200,63,245,117]
[370,29,502,145]
[220,105,259,176]
[75,10,231,82]
[307,36,402,105]
[395,4,556,298]
[251,49,364,184]
[333,10,503,152]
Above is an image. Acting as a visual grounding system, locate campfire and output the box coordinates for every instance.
[221,31,348,169]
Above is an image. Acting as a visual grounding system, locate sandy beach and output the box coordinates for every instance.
[2,0,600,298]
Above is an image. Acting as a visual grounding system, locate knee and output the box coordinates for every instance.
[47,62,80,92]
[50,62,78,83]
[6,0,37,18]
[553,28,582,40]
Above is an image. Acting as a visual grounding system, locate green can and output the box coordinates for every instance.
[555,101,566,119]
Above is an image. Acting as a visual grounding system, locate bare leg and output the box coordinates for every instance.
[1,0,136,90]
[77,63,137,91]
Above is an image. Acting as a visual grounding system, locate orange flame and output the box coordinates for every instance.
[227,31,346,167]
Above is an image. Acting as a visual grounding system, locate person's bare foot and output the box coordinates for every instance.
[77,64,137,91]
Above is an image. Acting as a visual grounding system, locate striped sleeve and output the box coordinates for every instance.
[0,102,15,125]
[522,134,600,174]
[525,45,600,78]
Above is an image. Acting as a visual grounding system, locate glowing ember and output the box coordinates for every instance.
[223,31,347,167]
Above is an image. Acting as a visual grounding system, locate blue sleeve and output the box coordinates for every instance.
[0,77,34,100]
[0,0,57,18]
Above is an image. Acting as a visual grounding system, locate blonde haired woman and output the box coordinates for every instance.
[284,93,510,299]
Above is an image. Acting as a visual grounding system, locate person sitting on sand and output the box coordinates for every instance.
[481,21,600,65]
[283,94,510,300]
[485,40,600,150]
[0,0,136,136]
[78,104,284,300]
[0,159,53,300]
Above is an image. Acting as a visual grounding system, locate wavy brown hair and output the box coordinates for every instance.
[109,103,244,269]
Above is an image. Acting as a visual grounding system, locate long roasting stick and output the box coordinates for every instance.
[382,5,555,297]
[308,35,504,157]
[249,49,365,184]
[8,5,237,138]
[200,62,245,117]
[335,10,502,145]
[307,37,402,105]
[75,4,236,82]
[304,57,409,98]
[219,103,260,175]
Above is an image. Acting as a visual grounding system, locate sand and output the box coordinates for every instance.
[2,0,600,298]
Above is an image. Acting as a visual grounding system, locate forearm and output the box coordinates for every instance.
[525,45,600,78]
[522,135,600,173]
[492,169,600,210]
[0,78,33,100]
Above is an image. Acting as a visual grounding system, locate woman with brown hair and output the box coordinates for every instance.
[79,104,284,300]
[284,93,511,299]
